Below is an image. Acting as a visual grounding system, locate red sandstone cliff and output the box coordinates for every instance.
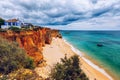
[0,27,61,65]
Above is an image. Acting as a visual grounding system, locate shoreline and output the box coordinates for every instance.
[63,39,113,80]
[35,38,113,80]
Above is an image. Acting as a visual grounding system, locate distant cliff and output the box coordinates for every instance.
[0,27,62,65]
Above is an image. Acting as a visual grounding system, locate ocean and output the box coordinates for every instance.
[60,31,120,80]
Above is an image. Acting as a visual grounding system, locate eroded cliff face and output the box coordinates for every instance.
[51,30,62,38]
[0,27,61,65]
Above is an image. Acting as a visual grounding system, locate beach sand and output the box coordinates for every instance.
[35,38,112,80]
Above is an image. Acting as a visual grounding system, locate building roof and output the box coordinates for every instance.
[6,19,19,22]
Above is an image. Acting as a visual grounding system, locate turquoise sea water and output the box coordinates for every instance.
[60,31,120,80]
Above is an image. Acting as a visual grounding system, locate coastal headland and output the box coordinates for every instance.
[0,27,62,66]
[0,28,113,80]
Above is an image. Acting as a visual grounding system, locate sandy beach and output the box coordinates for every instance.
[35,38,113,80]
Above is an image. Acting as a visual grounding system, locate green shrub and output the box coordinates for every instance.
[0,69,42,80]
[0,37,35,74]
[0,18,5,28]
[50,55,88,80]
[8,26,21,31]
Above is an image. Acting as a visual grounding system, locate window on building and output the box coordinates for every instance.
[8,22,11,25]
[13,22,15,26]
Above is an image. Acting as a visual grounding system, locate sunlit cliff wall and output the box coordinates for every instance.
[0,27,62,65]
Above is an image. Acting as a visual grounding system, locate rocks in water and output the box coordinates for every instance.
[97,43,103,47]
[57,33,62,38]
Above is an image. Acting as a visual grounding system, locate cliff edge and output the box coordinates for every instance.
[0,27,62,65]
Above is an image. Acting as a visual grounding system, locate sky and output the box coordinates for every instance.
[0,0,120,30]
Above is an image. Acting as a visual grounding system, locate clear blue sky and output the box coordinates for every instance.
[0,0,120,30]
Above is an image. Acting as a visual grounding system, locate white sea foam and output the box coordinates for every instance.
[63,39,83,57]
[63,38,113,80]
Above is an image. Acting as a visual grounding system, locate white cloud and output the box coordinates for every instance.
[0,0,120,30]
[57,15,120,30]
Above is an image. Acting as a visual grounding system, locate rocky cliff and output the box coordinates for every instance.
[0,27,62,65]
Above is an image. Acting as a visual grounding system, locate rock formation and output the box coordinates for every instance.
[51,29,62,38]
[0,27,61,65]
[97,43,103,47]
